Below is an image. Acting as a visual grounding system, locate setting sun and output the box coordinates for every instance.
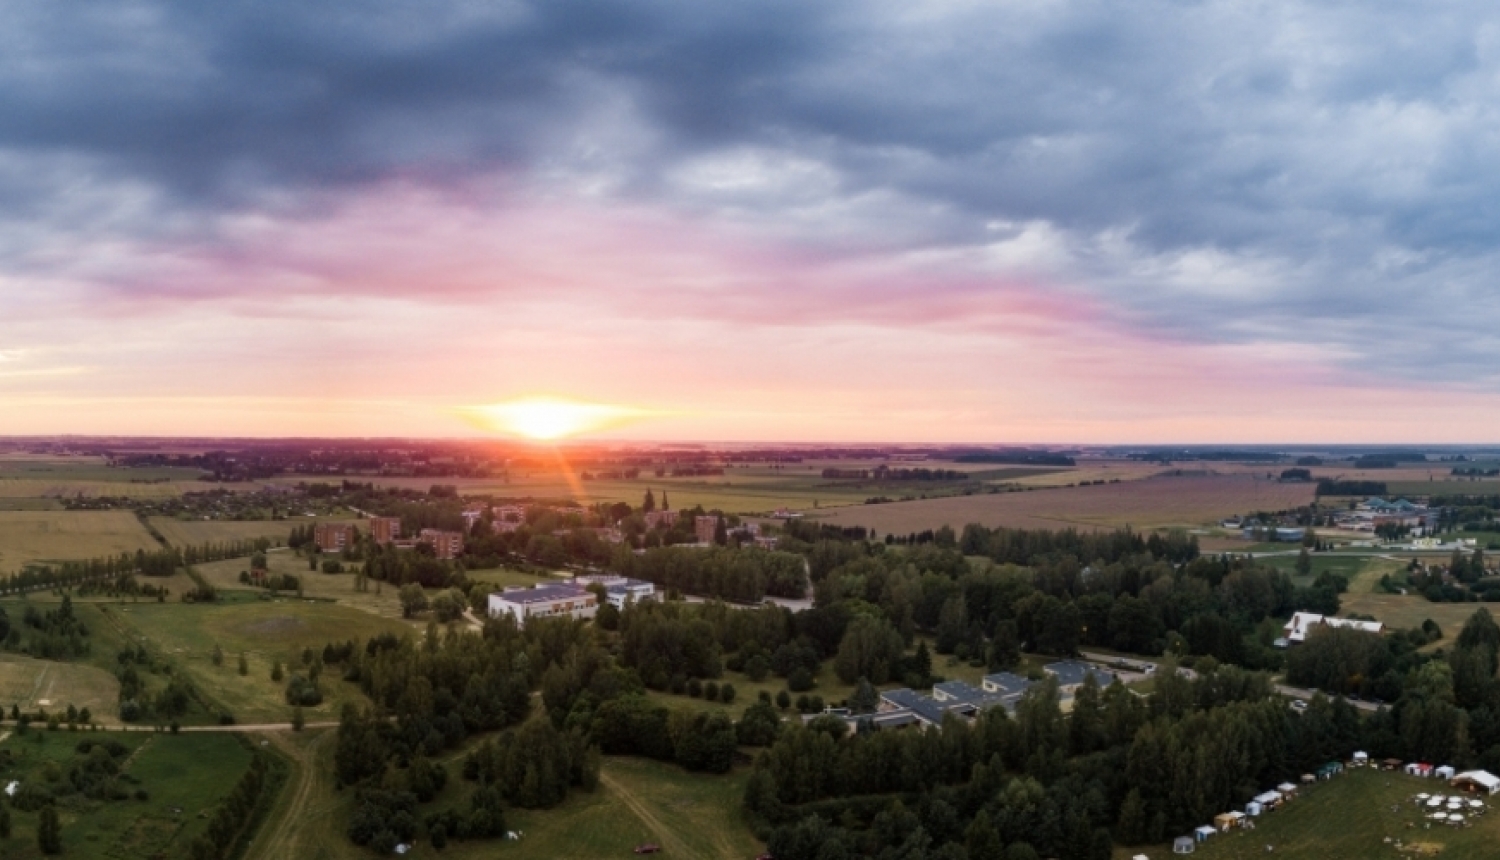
[466,397,644,440]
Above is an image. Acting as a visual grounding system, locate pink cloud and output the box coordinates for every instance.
[2,175,1487,441]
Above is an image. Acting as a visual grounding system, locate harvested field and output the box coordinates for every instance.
[0,510,161,571]
[0,478,196,499]
[814,474,1316,534]
[148,516,359,548]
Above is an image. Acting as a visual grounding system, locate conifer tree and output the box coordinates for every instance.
[37,805,61,854]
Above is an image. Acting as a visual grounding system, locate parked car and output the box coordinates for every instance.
[1290,699,1308,712]
[634,845,662,855]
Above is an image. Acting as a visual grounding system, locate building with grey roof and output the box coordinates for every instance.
[488,584,598,627]
[1044,660,1118,692]
[981,671,1033,696]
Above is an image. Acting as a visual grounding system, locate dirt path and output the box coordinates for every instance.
[599,770,697,858]
[245,730,333,860]
[118,735,155,771]
[24,661,50,706]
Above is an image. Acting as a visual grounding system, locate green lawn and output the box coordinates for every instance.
[104,600,415,724]
[0,730,259,860]
[244,728,762,860]
[1154,766,1500,860]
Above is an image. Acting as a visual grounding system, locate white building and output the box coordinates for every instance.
[488,584,597,627]
[571,574,655,609]
[1283,611,1383,644]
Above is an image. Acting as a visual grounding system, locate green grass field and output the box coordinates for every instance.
[191,551,559,623]
[105,600,415,724]
[1146,766,1500,860]
[244,727,762,860]
[0,510,161,572]
[0,652,121,717]
[0,730,259,860]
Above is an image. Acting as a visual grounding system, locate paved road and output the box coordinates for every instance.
[2,721,344,736]
[1272,684,1382,712]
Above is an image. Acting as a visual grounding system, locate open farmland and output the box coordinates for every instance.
[1152,766,1500,860]
[0,456,204,500]
[0,510,161,571]
[148,516,360,548]
[815,474,1317,534]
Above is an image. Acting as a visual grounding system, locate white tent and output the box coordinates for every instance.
[1254,790,1283,806]
[1194,825,1216,841]
[1353,751,1369,764]
[1451,770,1500,795]
[1245,801,1264,816]
[1277,782,1297,795]
[1436,765,1457,780]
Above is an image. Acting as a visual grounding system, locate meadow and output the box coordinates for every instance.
[815,473,1317,535]
[244,728,761,860]
[0,652,121,717]
[1137,766,1500,860]
[0,731,261,860]
[0,510,161,571]
[105,600,416,724]
[191,551,560,622]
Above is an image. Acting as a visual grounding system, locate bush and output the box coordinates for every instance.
[703,681,720,701]
[787,667,815,692]
[719,683,736,704]
[686,678,703,698]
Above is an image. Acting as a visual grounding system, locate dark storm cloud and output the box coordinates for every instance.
[5,0,1500,382]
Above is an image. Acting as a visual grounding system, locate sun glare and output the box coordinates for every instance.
[469,397,641,440]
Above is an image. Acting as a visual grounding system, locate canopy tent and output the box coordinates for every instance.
[1277,782,1298,795]
[1353,751,1369,763]
[1194,825,1216,841]
[1437,765,1457,780]
[1173,835,1195,854]
[1451,770,1500,795]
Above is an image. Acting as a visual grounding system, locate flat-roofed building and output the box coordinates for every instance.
[419,528,465,560]
[488,584,598,627]
[313,523,355,552]
[572,574,655,608]
[695,515,719,545]
[368,517,402,545]
[644,509,678,529]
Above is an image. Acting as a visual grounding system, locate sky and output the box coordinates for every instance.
[3,0,1500,443]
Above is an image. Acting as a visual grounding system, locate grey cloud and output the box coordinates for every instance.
[4,0,1500,384]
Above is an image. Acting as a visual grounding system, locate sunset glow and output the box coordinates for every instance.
[469,398,645,441]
